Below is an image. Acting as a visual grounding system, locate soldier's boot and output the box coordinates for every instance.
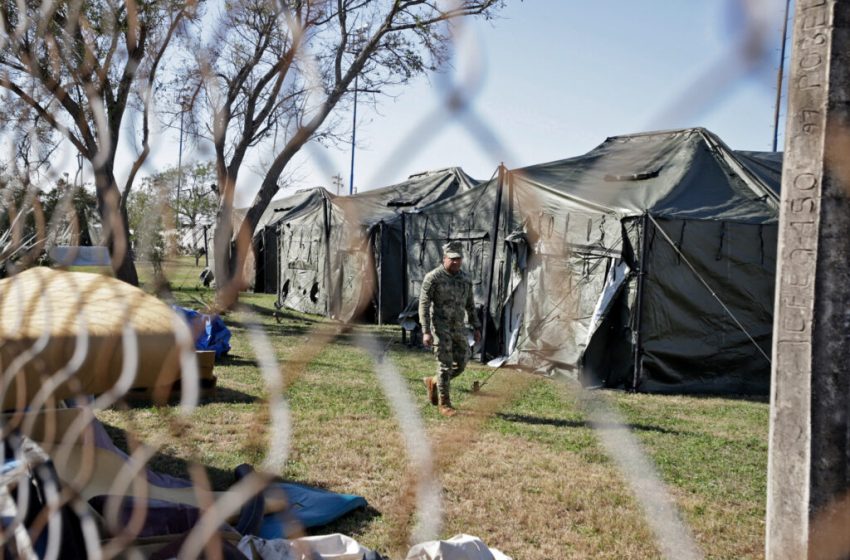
[423,376,438,406]
[438,386,456,417]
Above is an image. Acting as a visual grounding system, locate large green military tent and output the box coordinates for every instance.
[404,128,781,394]
[268,168,478,323]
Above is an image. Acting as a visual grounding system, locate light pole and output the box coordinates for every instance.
[348,26,368,196]
[205,184,218,269]
[177,103,185,209]
[176,92,190,221]
[348,73,358,196]
[771,0,791,152]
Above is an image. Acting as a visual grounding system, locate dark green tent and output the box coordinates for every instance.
[267,168,479,322]
[404,128,781,394]
[252,189,326,294]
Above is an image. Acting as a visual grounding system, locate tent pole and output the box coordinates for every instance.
[480,164,506,364]
[377,222,383,326]
[401,212,408,344]
[632,213,650,390]
[323,196,332,318]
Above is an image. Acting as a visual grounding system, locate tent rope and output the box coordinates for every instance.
[645,214,771,364]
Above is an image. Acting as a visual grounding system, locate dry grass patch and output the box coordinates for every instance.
[86,267,769,559]
[439,431,658,559]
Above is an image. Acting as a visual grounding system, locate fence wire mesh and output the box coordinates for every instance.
[0,0,809,558]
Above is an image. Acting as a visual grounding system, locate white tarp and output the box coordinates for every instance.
[239,533,369,560]
[405,534,511,560]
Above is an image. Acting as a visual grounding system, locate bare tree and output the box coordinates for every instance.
[181,0,504,304]
[0,0,196,284]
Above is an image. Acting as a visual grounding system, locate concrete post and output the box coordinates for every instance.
[767,1,850,559]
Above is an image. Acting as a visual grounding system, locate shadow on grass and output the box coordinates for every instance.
[682,392,770,404]
[261,323,317,338]
[296,360,374,375]
[496,412,687,436]
[313,504,383,539]
[240,302,323,323]
[99,422,236,490]
[119,384,260,407]
[218,354,259,367]
[211,386,261,404]
[225,319,319,339]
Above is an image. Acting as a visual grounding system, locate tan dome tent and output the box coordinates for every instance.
[0,268,191,410]
[404,128,781,394]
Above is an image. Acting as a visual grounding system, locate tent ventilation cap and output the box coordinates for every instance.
[603,168,662,182]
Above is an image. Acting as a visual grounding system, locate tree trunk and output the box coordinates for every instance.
[212,210,232,289]
[94,167,139,286]
[212,201,249,309]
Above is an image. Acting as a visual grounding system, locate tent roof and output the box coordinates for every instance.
[511,128,781,223]
[264,168,479,231]
[254,187,334,231]
[333,167,479,226]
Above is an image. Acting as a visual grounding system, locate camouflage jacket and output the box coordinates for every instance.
[418,266,481,335]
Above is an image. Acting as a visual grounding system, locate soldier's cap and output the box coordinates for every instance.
[443,241,464,259]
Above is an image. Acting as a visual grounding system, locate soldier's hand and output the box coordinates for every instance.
[423,333,433,348]
[473,329,481,344]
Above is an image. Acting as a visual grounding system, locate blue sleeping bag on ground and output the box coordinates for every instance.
[173,306,232,359]
[258,483,368,539]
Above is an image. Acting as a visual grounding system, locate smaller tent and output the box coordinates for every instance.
[268,168,478,322]
[269,188,335,315]
[403,174,510,347]
[252,189,327,294]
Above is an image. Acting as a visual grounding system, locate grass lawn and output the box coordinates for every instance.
[95,257,769,559]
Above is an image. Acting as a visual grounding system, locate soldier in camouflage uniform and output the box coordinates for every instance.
[419,241,481,416]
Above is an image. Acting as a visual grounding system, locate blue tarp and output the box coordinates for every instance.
[173,306,232,359]
[258,483,369,539]
[48,246,111,266]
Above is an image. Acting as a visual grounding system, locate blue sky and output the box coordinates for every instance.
[59,0,789,207]
[270,0,790,205]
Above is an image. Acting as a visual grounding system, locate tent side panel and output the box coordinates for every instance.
[277,210,328,316]
[253,233,266,293]
[378,220,405,324]
[637,219,776,394]
[327,205,376,322]
[581,217,641,389]
[404,183,504,334]
[262,226,279,294]
[509,210,622,377]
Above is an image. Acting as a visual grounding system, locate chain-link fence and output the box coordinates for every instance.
[1,1,796,558]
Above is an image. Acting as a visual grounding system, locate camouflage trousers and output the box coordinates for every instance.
[432,328,469,406]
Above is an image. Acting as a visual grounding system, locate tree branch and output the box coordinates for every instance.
[122,9,188,206]
[0,79,90,157]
